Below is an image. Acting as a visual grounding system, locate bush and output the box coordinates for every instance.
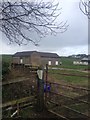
[2,62,10,75]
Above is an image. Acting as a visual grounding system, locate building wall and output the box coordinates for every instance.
[41,57,60,66]
[12,56,31,64]
[73,61,88,65]
[12,53,60,66]
[31,52,41,66]
[12,57,20,64]
[22,57,31,65]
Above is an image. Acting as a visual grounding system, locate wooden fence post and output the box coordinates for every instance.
[36,66,44,112]
[45,64,48,106]
[17,102,20,116]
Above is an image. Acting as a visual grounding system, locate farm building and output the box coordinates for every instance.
[12,51,60,66]
[81,57,90,63]
[73,56,90,65]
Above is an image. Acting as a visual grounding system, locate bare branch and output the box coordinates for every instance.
[0,0,68,45]
[79,0,90,19]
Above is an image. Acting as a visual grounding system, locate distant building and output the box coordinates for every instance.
[73,57,90,65]
[12,51,60,66]
[69,54,88,59]
[81,57,90,63]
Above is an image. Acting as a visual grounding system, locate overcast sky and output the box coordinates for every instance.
[0,0,88,56]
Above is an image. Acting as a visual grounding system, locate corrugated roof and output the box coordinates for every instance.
[13,51,60,58]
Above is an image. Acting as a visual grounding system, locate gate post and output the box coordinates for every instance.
[36,66,44,112]
[45,64,48,106]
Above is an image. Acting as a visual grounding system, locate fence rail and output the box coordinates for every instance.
[47,101,89,119]
[2,64,89,119]
[1,96,36,109]
[2,96,36,118]
[45,79,89,119]
[47,81,89,91]
[2,65,45,118]
[48,72,89,78]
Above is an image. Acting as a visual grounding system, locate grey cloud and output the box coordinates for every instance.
[0,1,88,56]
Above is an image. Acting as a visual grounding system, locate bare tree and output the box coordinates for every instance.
[0,0,68,46]
[79,0,90,19]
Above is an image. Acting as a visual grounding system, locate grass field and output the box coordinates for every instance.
[48,57,89,70]
[48,69,88,87]
[48,57,89,87]
[60,57,88,70]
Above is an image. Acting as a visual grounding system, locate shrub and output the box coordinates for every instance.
[2,62,10,75]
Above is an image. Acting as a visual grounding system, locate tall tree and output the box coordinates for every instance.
[0,0,68,46]
[79,0,90,19]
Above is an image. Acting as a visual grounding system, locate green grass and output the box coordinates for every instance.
[60,57,77,64]
[52,57,88,70]
[48,69,88,87]
[49,69,88,76]
[51,74,88,87]
[48,57,89,87]
[20,107,34,118]
[60,64,88,70]
[70,103,89,114]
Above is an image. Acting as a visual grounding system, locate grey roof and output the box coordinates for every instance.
[81,57,90,61]
[13,51,37,57]
[13,51,60,58]
[39,52,59,58]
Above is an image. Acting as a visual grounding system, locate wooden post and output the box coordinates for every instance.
[45,64,48,106]
[17,102,20,116]
[36,66,44,112]
[46,64,48,83]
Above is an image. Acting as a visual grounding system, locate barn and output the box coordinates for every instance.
[12,51,60,66]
